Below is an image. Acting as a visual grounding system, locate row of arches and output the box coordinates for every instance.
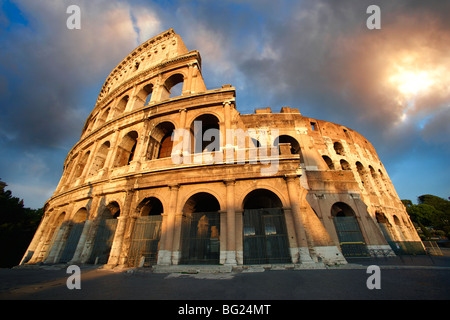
[62,113,305,189]
[36,188,389,266]
[321,155,392,195]
[86,73,186,135]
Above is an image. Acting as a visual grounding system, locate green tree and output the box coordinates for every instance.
[403,194,450,239]
[0,179,43,267]
[418,195,450,230]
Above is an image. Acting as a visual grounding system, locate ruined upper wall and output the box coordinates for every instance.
[96,28,190,105]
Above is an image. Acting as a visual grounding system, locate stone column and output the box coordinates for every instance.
[22,214,50,264]
[105,191,135,267]
[178,108,190,162]
[118,216,137,267]
[158,184,179,265]
[235,210,244,265]
[224,179,237,265]
[285,174,314,263]
[223,100,235,147]
[106,216,128,267]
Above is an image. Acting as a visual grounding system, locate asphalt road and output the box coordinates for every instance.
[1,253,449,303]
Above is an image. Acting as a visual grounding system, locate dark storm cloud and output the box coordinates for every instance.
[0,0,162,207]
[232,0,450,157]
[1,0,448,207]
[0,0,165,148]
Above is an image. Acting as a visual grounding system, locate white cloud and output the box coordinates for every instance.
[131,6,162,44]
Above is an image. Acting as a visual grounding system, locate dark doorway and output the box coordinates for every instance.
[243,189,291,264]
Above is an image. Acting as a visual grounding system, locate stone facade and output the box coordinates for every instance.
[21,29,423,268]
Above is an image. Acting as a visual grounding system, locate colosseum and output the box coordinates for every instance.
[21,29,423,269]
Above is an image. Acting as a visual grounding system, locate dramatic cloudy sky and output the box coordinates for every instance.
[0,0,449,209]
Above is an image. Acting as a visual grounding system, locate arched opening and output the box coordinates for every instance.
[274,135,301,155]
[147,122,175,160]
[74,151,90,178]
[135,84,153,109]
[161,73,184,100]
[369,166,383,191]
[89,202,120,264]
[170,82,183,98]
[242,189,291,264]
[331,202,368,257]
[113,131,138,167]
[96,107,110,128]
[116,95,129,114]
[59,208,88,263]
[250,137,261,148]
[378,169,391,193]
[334,141,345,155]
[43,212,66,262]
[190,114,221,154]
[356,162,371,190]
[180,192,220,265]
[340,159,351,170]
[89,141,110,177]
[128,197,164,267]
[322,155,335,170]
[393,215,407,242]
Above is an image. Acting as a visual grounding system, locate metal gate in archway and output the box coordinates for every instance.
[89,218,118,264]
[334,216,369,257]
[243,208,291,264]
[128,215,162,267]
[180,212,220,265]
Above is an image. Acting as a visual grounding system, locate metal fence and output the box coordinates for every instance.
[180,212,220,265]
[128,215,162,267]
[334,216,369,257]
[422,240,443,255]
[243,208,291,264]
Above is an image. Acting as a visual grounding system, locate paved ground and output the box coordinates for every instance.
[1,250,450,304]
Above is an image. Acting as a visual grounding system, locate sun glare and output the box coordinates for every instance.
[389,70,434,97]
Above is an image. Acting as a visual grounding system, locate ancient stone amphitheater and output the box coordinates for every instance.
[22,29,423,269]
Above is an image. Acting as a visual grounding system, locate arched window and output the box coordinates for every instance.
[74,151,90,178]
[158,133,173,158]
[161,73,184,100]
[96,107,110,128]
[89,141,110,176]
[356,161,369,188]
[116,95,129,114]
[334,141,345,155]
[135,84,153,109]
[340,159,350,170]
[114,131,138,167]
[275,135,301,156]
[190,114,220,153]
[322,155,335,170]
[147,122,175,160]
